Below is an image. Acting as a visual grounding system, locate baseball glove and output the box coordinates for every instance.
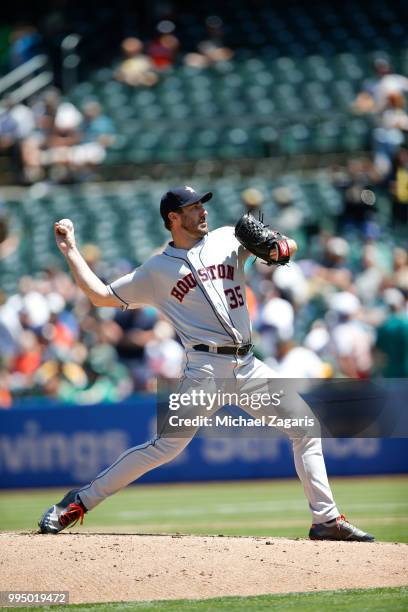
[235,212,290,265]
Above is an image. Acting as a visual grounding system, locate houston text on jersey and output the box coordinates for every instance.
[171,263,235,302]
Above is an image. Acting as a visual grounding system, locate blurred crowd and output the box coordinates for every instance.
[242,185,408,380]
[1,9,407,407]
[0,88,115,184]
[0,250,184,408]
[250,235,408,379]
[1,13,233,75]
[0,198,407,408]
[352,57,408,222]
[114,15,233,87]
[0,13,234,185]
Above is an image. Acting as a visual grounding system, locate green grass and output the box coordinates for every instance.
[21,587,408,612]
[1,475,407,542]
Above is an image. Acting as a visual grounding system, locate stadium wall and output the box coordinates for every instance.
[0,397,407,488]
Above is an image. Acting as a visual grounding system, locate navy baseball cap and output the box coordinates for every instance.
[160,186,213,222]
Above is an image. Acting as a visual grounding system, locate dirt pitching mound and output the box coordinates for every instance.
[1,532,407,605]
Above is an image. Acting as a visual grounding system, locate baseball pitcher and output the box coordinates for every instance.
[38,186,374,541]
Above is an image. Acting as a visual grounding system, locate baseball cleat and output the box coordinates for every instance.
[309,514,375,542]
[38,489,87,534]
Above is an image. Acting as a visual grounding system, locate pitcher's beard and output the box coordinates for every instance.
[181,217,208,238]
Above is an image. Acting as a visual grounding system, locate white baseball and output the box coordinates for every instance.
[56,218,74,235]
[58,218,73,229]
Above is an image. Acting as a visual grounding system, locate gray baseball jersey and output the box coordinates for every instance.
[108,226,251,349]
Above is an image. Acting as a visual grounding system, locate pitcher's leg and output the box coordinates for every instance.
[78,435,191,510]
[38,434,192,533]
[292,436,339,524]
[78,373,204,510]
[38,374,204,533]
[238,357,339,524]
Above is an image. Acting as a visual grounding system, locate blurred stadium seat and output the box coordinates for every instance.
[0,174,351,292]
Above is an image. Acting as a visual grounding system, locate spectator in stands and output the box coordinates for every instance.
[372,92,408,180]
[256,287,295,358]
[0,96,36,183]
[57,100,116,180]
[328,291,374,379]
[0,97,22,178]
[390,147,408,226]
[0,264,136,403]
[21,87,62,182]
[145,319,184,386]
[333,158,380,234]
[0,286,23,363]
[147,21,180,71]
[184,15,234,69]
[375,288,408,377]
[55,341,132,405]
[34,348,87,401]
[11,329,42,385]
[0,205,19,261]
[40,101,83,182]
[0,368,12,408]
[273,261,308,308]
[311,235,353,292]
[0,283,22,409]
[8,97,35,140]
[352,57,408,115]
[304,320,331,361]
[113,306,159,390]
[81,101,115,147]
[354,244,386,306]
[272,186,305,234]
[49,102,82,146]
[115,37,158,87]
[386,247,408,295]
[267,339,329,378]
[22,90,113,183]
[241,187,263,214]
[8,24,42,69]
[32,87,61,131]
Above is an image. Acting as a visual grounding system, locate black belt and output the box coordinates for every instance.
[192,344,253,356]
